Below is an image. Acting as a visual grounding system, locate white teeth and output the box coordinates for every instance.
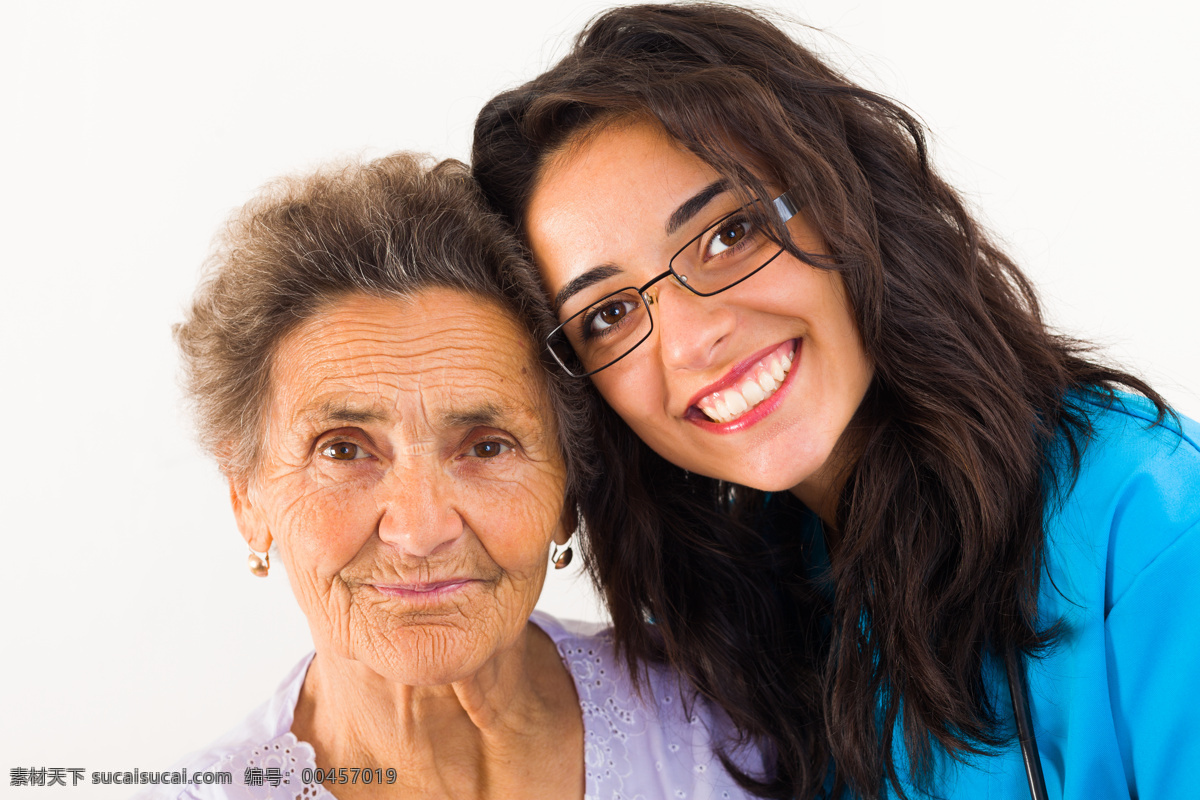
[714,396,732,420]
[725,391,749,416]
[696,344,797,424]
[741,381,765,405]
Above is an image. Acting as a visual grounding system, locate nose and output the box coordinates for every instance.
[649,278,736,372]
[375,462,465,558]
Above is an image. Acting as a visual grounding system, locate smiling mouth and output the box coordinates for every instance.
[694,340,797,424]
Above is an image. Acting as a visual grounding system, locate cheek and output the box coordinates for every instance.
[810,294,872,400]
[591,361,666,425]
[458,464,566,576]
[269,481,374,580]
[839,342,874,404]
[585,368,697,485]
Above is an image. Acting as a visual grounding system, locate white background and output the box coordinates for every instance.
[2,1,1197,796]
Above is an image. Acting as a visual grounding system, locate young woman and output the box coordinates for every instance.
[471,4,1200,799]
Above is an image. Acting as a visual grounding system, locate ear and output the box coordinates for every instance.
[228,476,273,553]
[553,501,578,547]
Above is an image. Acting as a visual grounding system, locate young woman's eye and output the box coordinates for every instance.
[321,441,370,461]
[704,218,755,259]
[584,297,641,339]
[469,440,512,458]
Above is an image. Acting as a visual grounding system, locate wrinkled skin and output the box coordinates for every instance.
[229,289,580,798]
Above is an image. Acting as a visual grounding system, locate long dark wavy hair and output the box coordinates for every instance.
[472,4,1169,797]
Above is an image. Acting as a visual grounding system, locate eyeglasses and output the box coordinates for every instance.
[546,190,799,378]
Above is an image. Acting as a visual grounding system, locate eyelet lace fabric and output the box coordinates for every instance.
[560,631,651,790]
[145,614,758,799]
[212,732,333,800]
[545,616,755,800]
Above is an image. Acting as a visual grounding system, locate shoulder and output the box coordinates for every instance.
[131,654,330,800]
[1072,389,1200,474]
[1034,392,1200,798]
[531,611,653,724]
[532,610,680,710]
[531,611,764,799]
[1050,391,1200,611]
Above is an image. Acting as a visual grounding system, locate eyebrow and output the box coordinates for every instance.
[438,402,507,429]
[302,400,526,433]
[552,264,624,314]
[549,181,724,316]
[665,179,729,236]
[550,180,732,314]
[305,401,389,426]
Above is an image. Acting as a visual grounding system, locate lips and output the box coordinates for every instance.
[693,340,797,424]
[372,579,476,598]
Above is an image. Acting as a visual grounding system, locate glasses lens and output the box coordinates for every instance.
[669,199,785,295]
[552,288,652,376]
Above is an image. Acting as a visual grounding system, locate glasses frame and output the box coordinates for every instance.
[546,190,799,378]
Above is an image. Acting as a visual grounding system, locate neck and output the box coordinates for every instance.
[790,471,840,533]
[789,425,866,536]
[292,620,583,799]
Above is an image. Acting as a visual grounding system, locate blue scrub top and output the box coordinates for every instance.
[878,392,1200,798]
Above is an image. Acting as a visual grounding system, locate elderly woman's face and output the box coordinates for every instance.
[231,289,568,686]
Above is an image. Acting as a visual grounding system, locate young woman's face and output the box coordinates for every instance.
[525,120,874,501]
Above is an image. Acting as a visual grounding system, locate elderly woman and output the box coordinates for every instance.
[151,154,760,800]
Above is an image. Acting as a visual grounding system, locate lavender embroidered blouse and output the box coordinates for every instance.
[136,612,760,800]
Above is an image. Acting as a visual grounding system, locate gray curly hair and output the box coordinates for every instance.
[175,152,595,501]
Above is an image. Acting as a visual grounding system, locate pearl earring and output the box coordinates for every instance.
[247,549,270,577]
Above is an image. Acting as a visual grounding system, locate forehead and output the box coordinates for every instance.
[530,119,720,229]
[268,289,549,428]
[526,120,740,299]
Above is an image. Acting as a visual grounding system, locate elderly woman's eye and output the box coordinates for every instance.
[470,440,511,458]
[321,441,369,461]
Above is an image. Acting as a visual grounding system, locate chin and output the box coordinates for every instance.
[357,623,497,686]
[723,471,807,494]
[711,440,836,495]
[397,642,490,686]
[739,474,806,493]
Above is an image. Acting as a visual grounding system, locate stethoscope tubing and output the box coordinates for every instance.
[1005,649,1050,800]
